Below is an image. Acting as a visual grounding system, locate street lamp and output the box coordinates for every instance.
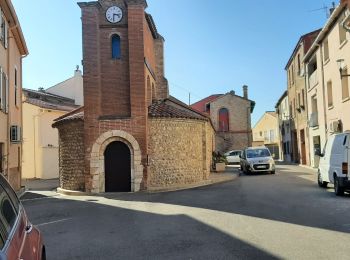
[336,59,350,78]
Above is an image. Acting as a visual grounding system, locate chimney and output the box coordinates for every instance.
[243,85,248,99]
[75,65,82,77]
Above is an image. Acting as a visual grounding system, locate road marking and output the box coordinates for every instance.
[36,218,71,227]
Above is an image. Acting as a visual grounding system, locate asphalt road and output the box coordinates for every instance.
[22,164,350,260]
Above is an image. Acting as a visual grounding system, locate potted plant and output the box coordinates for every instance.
[212,152,227,172]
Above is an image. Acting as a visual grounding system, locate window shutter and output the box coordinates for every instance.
[5,74,8,113]
[0,8,3,42]
[0,67,3,111]
[4,20,7,49]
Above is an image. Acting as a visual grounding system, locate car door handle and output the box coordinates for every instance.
[25,224,33,234]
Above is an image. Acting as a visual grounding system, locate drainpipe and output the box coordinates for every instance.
[303,59,312,166]
[6,28,11,182]
[317,43,328,143]
[32,110,44,179]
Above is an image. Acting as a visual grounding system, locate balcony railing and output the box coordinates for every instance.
[308,70,318,88]
[309,112,319,127]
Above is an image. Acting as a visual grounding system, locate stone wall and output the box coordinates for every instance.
[216,132,250,153]
[148,118,213,188]
[210,94,252,153]
[57,121,85,191]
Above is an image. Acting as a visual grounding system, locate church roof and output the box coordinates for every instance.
[52,107,84,128]
[149,98,210,121]
[53,97,214,127]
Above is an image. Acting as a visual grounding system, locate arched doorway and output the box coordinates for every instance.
[104,141,131,192]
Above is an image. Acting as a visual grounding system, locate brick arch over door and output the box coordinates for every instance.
[90,130,143,193]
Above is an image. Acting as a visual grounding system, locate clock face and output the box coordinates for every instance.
[106,6,123,23]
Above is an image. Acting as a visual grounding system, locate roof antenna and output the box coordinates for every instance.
[309,2,334,19]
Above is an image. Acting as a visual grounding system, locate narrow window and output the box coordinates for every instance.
[218,108,229,132]
[301,89,305,108]
[111,34,121,59]
[327,81,333,107]
[146,76,151,105]
[342,68,349,100]
[323,39,329,61]
[297,54,301,75]
[14,68,17,107]
[151,83,156,101]
[339,20,347,44]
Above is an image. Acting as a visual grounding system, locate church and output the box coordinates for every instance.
[53,0,214,193]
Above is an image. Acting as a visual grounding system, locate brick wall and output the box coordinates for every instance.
[80,1,150,190]
[148,118,213,188]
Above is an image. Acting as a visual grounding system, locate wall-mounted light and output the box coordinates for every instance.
[336,59,350,78]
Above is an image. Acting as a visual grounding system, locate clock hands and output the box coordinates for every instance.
[113,13,121,22]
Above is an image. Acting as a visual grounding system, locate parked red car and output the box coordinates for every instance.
[0,174,45,260]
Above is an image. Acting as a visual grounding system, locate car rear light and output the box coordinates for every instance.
[342,163,348,175]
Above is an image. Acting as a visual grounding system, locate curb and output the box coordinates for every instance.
[146,172,239,193]
[54,173,239,196]
[57,188,92,196]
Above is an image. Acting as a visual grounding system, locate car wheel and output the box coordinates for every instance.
[317,171,328,188]
[334,176,344,196]
[271,170,275,175]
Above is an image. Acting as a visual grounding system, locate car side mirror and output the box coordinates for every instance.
[239,155,241,158]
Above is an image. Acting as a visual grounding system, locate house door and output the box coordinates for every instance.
[292,131,299,163]
[300,129,307,165]
[104,141,131,192]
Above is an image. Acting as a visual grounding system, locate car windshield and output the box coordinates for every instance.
[246,148,271,158]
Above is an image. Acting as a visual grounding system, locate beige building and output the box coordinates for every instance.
[253,112,281,160]
[191,86,255,153]
[46,67,84,106]
[0,0,28,190]
[285,29,320,165]
[22,89,78,179]
[275,91,292,162]
[304,0,350,168]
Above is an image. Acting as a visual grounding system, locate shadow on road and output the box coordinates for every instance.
[22,194,279,260]
[97,164,350,235]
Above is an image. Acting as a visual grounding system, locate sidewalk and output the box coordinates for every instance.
[21,178,59,191]
[20,168,239,196]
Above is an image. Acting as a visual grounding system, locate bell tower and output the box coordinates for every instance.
[79,0,151,191]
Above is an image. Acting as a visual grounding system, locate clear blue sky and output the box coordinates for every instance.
[12,0,335,125]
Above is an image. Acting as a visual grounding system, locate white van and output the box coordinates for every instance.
[317,132,350,196]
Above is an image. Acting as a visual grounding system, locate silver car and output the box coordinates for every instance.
[240,147,275,174]
[224,150,242,165]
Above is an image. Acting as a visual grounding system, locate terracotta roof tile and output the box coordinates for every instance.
[149,99,209,121]
[25,98,78,112]
[52,111,84,128]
